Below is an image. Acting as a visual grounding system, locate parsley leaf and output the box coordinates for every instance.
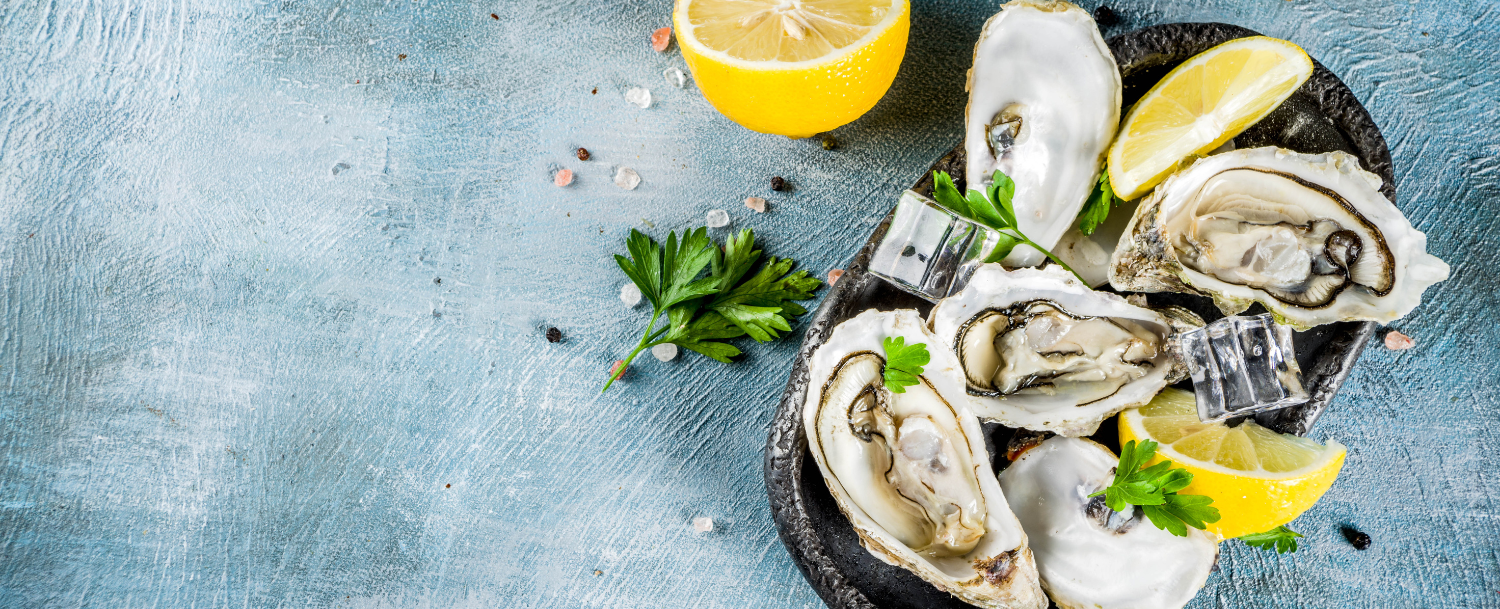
[880,336,929,394]
[605,228,821,391]
[1241,525,1303,554]
[1089,440,1222,537]
[1077,169,1118,236]
[929,170,1086,283]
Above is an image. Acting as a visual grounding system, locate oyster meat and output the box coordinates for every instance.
[928,265,1194,437]
[1110,146,1450,329]
[964,0,1121,268]
[1000,437,1219,609]
[804,309,1046,609]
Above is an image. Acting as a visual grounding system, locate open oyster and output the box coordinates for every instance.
[965,0,1121,268]
[804,309,1046,609]
[929,265,1194,437]
[1000,437,1219,609]
[1110,146,1450,329]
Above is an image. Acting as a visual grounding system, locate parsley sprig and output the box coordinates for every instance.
[1077,167,1121,236]
[604,228,820,392]
[930,170,1087,284]
[1241,525,1302,554]
[1090,440,1222,537]
[880,337,929,393]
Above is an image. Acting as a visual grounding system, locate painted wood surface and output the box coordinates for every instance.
[0,0,1495,607]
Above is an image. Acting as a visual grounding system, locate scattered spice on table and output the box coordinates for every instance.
[553,168,573,187]
[745,197,767,213]
[1342,526,1372,550]
[828,269,845,285]
[1384,330,1415,350]
[770,176,787,191]
[546,327,562,343]
[651,27,672,52]
[576,147,591,161]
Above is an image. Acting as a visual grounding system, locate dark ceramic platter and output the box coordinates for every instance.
[764,23,1390,609]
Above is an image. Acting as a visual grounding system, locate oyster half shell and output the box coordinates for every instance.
[1109,146,1450,329]
[804,309,1046,609]
[929,265,1194,437]
[1000,437,1219,609]
[965,0,1121,268]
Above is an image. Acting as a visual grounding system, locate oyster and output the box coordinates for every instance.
[804,309,1046,609]
[1000,437,1218,609]
[928,265,1193,437]
[965,0,1121,268]
[1110,146,1450,329]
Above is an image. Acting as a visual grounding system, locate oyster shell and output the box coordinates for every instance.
[1000,437,1219,609]
[965,0,1121,268]
[929,265,1193,437]
[804,309,1046,609]
[1110,146,1450,329]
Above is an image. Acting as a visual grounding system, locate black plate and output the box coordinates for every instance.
[765,23,1389,609]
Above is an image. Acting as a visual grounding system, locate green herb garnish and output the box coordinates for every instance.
[1089,439,1221,537]
[605,228,820,392]
[931,169,1087,284]
[880,336,929,393]
[1077,167,1120,236]
[1241,525,1303,554]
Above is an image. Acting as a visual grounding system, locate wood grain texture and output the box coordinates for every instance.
[0,0,1494,607]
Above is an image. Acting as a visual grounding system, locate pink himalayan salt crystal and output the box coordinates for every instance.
[744,196,767,213]
[553,168,573,187]
[827,269,844,285]
[651,27,672,52]
[609,359,628,379]
[1384,330,1415,351]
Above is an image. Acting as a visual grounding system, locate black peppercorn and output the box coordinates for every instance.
[1341,526,1372,550]
[1093,5,1119,26]
[819,133,838,150]
[546,327,562,343]
[770,176,787,191]
[576,147,591,161]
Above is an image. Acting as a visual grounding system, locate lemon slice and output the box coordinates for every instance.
[1107,36,1314,200]
[673,0,909,138]
[1118,388,1345,539]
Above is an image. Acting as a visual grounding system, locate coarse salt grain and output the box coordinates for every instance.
[615,167,641,190]
[651,27,673,52]
[705,209,730,228]
[663,67,687,88]
[1384,330,1415,350]
[692,517,714,533]
[652,343,678,362]
[609,360,627,379]
[744,197,767,213]
[828,269,845,285]
[625,87,652,109]
[553,168,573,187]
[620,283,642,306]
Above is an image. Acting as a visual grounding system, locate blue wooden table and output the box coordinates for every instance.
[1,0,1496,607]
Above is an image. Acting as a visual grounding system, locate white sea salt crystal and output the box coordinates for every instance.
[625,87,652,109]
[663,67,687,88]
[652,343,678,362]
[620,283,642,307]
[615,167,641,190]
[692,517,714,533]
[705,209,730,228]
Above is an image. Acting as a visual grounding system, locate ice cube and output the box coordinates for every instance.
[1178,313,1308,422]
[620,283,642,307]
[663,67,687,88]
[652,343,678,362]
[614,167,641,190]
[705,209,730,228]
[624,87,652,109]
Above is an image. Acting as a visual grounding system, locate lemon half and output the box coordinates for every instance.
[673,0,910,138]
[1119,388,1345,539]
[1107,36,1314,200]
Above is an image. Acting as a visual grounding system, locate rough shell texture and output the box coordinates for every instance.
[928,264,1181,437]
[1109,146,1449,330]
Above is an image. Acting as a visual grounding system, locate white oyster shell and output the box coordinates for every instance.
[1109,146,1450,330]
[965,0,1121,268]
[929,265,1184,437]
[803,309,1046,609]
[1000,437,1218,609]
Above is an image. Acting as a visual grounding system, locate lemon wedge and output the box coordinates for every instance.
[1107,36,1314,200]
[1118,388,1345,539]
[673,0,910,138]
